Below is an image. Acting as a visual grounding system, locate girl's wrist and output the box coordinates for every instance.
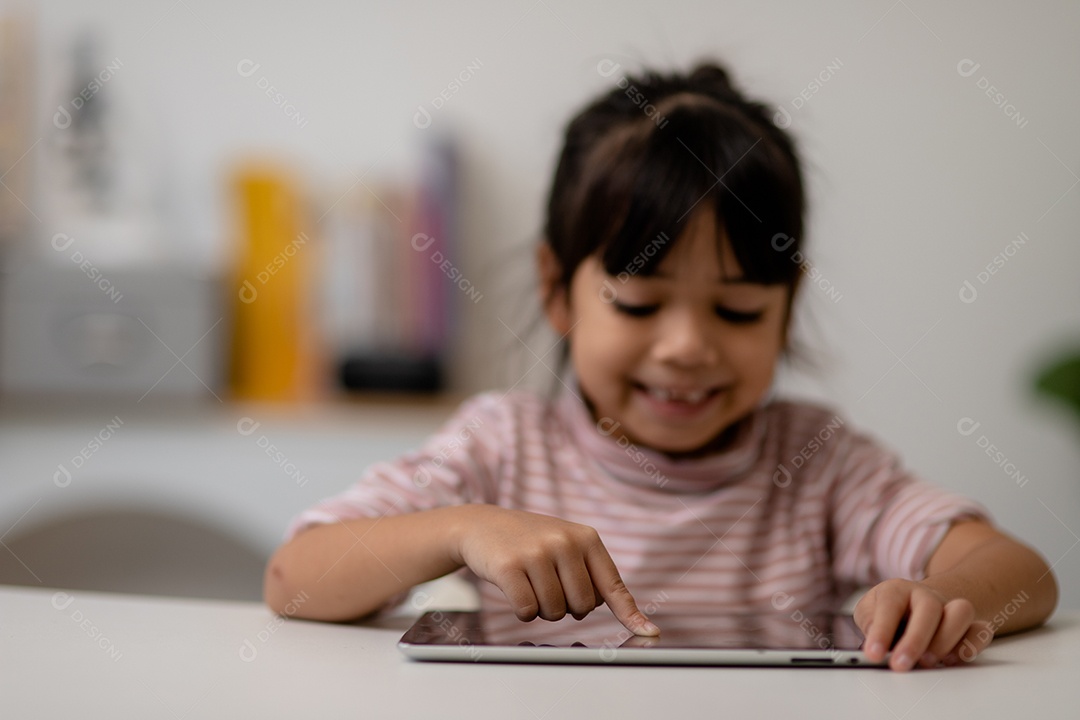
[440,502,490,567]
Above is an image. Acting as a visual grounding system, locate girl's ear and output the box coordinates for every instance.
[536,242,573,335]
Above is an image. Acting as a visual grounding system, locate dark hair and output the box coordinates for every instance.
[543,60,807,350]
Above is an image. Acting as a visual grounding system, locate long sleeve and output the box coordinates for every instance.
[283,393,506,541]
[829,428,991,587]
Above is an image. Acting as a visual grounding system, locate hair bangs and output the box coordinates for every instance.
[587,101,803,285]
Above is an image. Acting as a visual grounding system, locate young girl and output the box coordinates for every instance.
[265,61,1058,672]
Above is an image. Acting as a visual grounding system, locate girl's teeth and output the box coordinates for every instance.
[648,387,673,402]
[646,387,710,403]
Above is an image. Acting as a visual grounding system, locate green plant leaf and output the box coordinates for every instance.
[1034,351,1080,423]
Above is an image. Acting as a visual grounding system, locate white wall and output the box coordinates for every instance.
[17,0,1080,607]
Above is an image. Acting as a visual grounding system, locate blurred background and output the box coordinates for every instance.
[0,0,1077,610]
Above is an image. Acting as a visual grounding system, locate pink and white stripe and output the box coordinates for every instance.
[286,387,989,620]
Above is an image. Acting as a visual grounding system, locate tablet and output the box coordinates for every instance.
[398,609,890,667]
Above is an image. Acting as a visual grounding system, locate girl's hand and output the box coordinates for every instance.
[854,578,994,671]
[451,505,660,636]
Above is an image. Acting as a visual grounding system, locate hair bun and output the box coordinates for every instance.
[687,63,742,101]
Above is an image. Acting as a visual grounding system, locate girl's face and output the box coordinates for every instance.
[541,207,791,456]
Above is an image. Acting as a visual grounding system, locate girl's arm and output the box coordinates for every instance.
[264,506,466,622]
[855,519,1058,672]
[264,504,659,635]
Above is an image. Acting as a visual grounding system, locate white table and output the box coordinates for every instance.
[2,584,1078,719]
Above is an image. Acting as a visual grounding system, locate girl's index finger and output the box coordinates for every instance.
[584,544,660,636]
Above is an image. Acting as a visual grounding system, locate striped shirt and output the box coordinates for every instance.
[285,387,989,620]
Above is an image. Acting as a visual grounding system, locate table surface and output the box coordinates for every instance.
[3,584,1078,720]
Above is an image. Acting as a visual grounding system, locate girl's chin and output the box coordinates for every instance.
[620,410,746,457]
[638,426,747,459]
[618,419,730,456]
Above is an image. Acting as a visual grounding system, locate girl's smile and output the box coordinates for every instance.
[632,381,728,419]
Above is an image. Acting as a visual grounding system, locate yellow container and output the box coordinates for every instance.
[229,165,318,401]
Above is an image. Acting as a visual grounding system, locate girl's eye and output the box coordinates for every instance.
[612,301,659,318]
[716,307,764,324]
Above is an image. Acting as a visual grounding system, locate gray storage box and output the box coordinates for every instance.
[0,263,225,399]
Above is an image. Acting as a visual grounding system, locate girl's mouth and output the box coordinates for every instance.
[632,382,726,418]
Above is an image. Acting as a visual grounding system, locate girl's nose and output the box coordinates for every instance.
[651,308,720,368]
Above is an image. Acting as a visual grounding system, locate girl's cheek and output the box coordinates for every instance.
[720,340,774,378]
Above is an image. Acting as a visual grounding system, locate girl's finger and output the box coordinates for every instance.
[947,620,994,666]
[862,587,910,663]
[554,556,598,619]
[852,593,876,635]
[584,540,658,636]
[498,568,542,622]
[921,598,976,667]
[888,590,943,672]
[525,560,568,621]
